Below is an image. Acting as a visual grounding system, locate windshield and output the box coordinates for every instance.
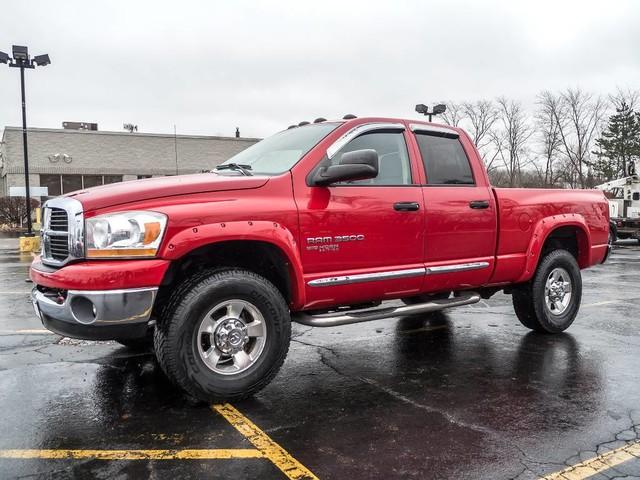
[219,122,340,175]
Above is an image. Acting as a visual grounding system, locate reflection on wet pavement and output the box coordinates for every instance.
[0,239,639,479]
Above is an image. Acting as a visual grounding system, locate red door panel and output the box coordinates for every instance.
[296,186,425,309]
[421,186,497,291]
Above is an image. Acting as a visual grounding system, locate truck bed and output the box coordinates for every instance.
[490,187,609,284]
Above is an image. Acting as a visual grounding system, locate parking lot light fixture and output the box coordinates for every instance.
[2,45,51,239]
[415,103,447,122]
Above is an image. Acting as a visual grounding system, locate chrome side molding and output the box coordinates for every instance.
[426,261,489,274]
[307,262,490,287]
[293,292,481,327]
[308,267,425,287]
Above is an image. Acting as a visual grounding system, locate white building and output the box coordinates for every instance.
[0,126,259,198]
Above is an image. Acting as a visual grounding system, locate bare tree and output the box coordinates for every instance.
[536,91,564,187]
[542,88,606,188]
[0,197,40,228]
[439,102,465,127]
[461,100,499,170]
[610,87,639,111]
[491,97,534,187]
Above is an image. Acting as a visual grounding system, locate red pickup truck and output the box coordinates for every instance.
[31,116,610,401]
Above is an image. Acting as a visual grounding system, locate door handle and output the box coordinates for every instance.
[394,202,420,212]
[469,200,490,209]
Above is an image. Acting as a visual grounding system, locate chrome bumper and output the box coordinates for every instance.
[31,287,158,327]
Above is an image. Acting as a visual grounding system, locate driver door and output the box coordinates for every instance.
[293,124,425,310]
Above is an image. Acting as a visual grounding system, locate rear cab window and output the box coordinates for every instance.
[414,131,475,185]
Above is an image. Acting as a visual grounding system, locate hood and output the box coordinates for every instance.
[68,173,269,211]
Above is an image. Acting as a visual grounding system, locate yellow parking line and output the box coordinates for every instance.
[0,449,263,460]
[582,300,621,307]
[213,403,318,480]
[541,441,640,479]
[0,329,51,335]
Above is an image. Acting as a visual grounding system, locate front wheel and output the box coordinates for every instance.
[154,268,291,402]
[512,249,582,333]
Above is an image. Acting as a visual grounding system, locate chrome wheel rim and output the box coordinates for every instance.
[196,299,267,375]
[544,267,572,316]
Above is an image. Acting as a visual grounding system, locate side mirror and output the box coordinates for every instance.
[311,149,379,186]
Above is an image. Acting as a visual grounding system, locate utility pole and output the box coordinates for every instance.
[1,46,51,237]
[19,65,32,234]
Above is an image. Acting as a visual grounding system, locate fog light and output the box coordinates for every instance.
[70,296,98,325]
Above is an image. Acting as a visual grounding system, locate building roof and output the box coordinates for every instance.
[0,127,260,176]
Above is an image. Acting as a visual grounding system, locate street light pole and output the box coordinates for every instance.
[0,45,50,238]
[19,63,33,235]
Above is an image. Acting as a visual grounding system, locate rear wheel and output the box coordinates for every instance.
[512,249,582,333]
[154,268,291,402]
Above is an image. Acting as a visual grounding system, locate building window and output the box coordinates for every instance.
[103,175,123,185]
[62,175,83,194]
[39,174,124,197]
[83,175,103,188]
[40,174,62,196]
[137,175,152,179]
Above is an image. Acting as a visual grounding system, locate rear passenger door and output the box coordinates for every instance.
[411,125,497,291]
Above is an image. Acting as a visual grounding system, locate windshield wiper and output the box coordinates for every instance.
[215,163,253,176]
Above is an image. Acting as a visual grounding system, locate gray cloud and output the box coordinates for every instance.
[1,0,638,139]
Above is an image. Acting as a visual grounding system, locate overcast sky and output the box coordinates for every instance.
[1,0,639,139]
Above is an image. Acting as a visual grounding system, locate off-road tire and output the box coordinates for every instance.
[154,268,291,402]
[512,249,582,333]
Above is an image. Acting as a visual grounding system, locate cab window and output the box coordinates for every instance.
[415,133,475,185]
[331,131,412,185]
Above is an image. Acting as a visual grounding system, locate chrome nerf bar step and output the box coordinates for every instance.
[292,292,481,327]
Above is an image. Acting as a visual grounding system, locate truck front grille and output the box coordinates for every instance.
[47,235,69,260]
[40,198,84,267]
[48,208,68,232]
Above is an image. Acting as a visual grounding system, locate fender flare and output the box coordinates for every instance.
[160,220,306,309]
[516,213,591,283]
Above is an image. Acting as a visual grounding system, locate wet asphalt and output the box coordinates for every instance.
[0,237,639,479]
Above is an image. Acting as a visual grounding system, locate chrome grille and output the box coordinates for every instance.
[41,198,84,267]
[49,208,68,232]
[47,235,69,260]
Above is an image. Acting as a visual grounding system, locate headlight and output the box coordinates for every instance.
[85,211,167,258]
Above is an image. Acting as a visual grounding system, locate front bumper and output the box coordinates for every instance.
[32,287,157,340]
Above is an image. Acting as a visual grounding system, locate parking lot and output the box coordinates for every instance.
[0,237,639,479]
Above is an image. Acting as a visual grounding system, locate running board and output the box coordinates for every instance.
[292,292,481,327]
